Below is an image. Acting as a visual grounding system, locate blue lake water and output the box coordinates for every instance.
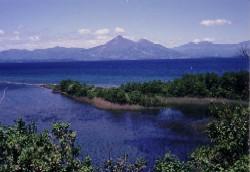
[0,57,248,168]
[0,83,209,168]
[0,57,248,86]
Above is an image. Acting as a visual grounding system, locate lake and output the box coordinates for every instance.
[0,83,209,168]
[0,57,248,86]
[0,57,248,168]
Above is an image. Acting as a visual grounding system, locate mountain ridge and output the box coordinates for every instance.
[0,36,248,62]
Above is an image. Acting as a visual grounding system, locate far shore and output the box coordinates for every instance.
[41,84,248,111]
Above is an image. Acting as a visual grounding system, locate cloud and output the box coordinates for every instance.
[203,37,214,42]
[200,19,232,26]
[96,35,111,40]
[13,31,20,35]
[0,27,129,50]
[193,37,215,43]
[115,27,125,33]
[29,35,40,41]
[9,35,20,41]
[78,28,91,35]
[0,29,5,35]
[192,39,201,43]
[95,28,110,35]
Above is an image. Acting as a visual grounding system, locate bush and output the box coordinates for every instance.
[154,153,190,172]
[154,104,249,172]
[190,104,249,171]
[102,154,146,172]
[0,119,93,172]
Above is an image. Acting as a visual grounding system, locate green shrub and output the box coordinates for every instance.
[154,153,191,172]
[0,119,93,172]
[190,104,249,171]
[57,72,249,107]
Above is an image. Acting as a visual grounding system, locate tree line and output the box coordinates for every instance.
[56,71,249,107]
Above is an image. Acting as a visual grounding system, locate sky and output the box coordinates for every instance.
[0,0,249,50]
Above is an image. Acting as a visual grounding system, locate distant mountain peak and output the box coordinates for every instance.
[138,38,154,45]
[109,35,129,42]
[105,35,134,46]
[1,36,248,62]
[197,41,213,45]
[114,35,124,39]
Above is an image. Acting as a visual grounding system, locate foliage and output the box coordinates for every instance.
[57,71,249,107]
[0,121,146,172]
[0,119,93,172]
[0,103,249,171]
[166,71,249,99]
[154,104,249,172]
[97,88,127,104]
[190,104,249,171]
[154,153,191,172]
[102,154,146,172]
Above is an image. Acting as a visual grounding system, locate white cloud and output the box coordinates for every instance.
[0,28,131,50]
[193,37,215,43]
[96,35,111,40]
[203,37,214,42]
[0,33,111,50]
[95,28,110,35]
[200,19,232,26]
[13,31,20,35]
[115,27,125,33]
[29,35,40,41]
[192,39,201,43]
[9,35,20,41]
[78,28,91,35]
[0,29,5,35]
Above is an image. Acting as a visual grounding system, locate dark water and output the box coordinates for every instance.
[0,58,247,168]
[0,57,248,86]
[0,83,209,168]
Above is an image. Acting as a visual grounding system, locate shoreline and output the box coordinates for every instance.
[41,84,248,111]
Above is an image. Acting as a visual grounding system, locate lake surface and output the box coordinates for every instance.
[0,58,248,168]
[0,83,209,168]
[0,57,248,86]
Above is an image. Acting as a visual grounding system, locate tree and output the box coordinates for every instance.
[103,154,146,172]
[154,153,190,172]
[190,104,249,171]
[0,120,93,172]
[239,45,250,58]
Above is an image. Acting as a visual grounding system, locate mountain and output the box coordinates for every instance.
[82,35,182,60]
[0,36,249,62]
[0,47,86,62]
[173,41,250,58]
[0,36,181,62]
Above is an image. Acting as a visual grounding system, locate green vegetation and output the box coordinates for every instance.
[189,104,249,171]
[154,104,249,172]
[0,120,93,172]
[0,104,249,171]
[0,120,146,172]
[55,71,249,107]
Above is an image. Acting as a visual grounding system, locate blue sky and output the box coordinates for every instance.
[0,0,249,50]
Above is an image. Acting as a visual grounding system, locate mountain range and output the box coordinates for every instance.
[0,35,249,62]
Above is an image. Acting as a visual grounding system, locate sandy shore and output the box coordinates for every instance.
[64,95,248,111]
[74,96,144,110]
